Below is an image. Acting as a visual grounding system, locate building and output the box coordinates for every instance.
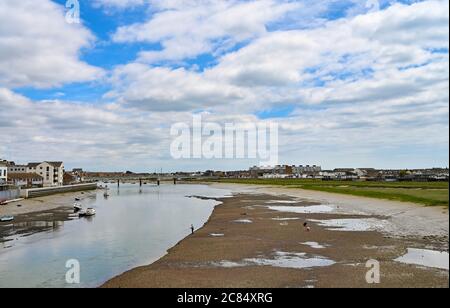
[63,173,77,185]
[0,162,7,185]
[7,173,43,188]
[29,162,64,187]
[7,165,28,173]
[293,165,322,175]
[250,164,321,178]
[8,161,64,187]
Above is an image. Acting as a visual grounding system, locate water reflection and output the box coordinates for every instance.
[0,184,230,288]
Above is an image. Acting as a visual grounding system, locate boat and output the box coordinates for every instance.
[85,208,96,216]
[75,197,81,201]
[74,202,83,211]
[0,216,14,222]
[79,208,96,217]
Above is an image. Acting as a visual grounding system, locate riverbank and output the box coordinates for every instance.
[0,189,97,216]
[103,183,448,288]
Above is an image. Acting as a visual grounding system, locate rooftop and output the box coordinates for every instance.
[8,173,43,180]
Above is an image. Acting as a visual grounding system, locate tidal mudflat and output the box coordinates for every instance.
[104,185,448,288]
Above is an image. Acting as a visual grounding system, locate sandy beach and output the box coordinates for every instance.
[103,183,449,288]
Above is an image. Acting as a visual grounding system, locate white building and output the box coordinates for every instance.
[27,162,64,187]
[7,165,28,173]
[0,163,7,185]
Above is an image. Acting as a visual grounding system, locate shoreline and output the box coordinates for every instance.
[102,183,449,288]
[0,189,97,216]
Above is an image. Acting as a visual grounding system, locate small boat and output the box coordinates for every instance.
[75,198,81,201]
[79,208,96,217]
[74,202,83,211]
[85,208,96,216]
[0,216,14,222]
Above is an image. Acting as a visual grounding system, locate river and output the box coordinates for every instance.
[0,184,230,288]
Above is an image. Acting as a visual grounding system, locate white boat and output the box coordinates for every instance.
[0,216,14,222]
[85,208,96,216]
[79,208,96,217]
[74,203,83,211]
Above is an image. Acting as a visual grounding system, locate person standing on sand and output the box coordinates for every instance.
[190,224,195,234]
[304,222,311,232]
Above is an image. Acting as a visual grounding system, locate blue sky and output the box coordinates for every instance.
[0,0,448,171]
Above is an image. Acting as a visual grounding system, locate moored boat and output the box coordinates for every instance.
[74,202,83,211]
[0,216,14,222]
[85,208,96,216]
[79,208,96,217]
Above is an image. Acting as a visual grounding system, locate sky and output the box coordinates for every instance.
[0,0,448,172]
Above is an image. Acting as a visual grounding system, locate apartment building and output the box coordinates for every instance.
[28,162,64,187]
[0,162,7,185]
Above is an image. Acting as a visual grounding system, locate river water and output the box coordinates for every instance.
[0,184,230,288]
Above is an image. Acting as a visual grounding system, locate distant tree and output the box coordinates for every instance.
[399,170,408,178]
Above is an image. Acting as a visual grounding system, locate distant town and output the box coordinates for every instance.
[1,158,448,194]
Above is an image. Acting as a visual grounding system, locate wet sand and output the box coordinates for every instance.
[103,185,449,288]
[0,190,97,216]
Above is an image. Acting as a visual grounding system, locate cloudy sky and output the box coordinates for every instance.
[0,0,448,172]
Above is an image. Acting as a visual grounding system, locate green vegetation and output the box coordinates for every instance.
[207,179,449,207]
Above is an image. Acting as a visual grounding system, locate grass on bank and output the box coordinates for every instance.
[204,179,449,207]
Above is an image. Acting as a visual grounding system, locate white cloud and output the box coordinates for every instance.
[0,87,179,170]
[106,63,253,111]
[0,0,103,88]
[112,0,300,63]
[92,0,146,9]
[108,0,449,111]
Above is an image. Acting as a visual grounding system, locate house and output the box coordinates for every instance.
[0,162,7,185]
[63,173,76,185]
[8,173,43,188]
[250,165,303,178]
